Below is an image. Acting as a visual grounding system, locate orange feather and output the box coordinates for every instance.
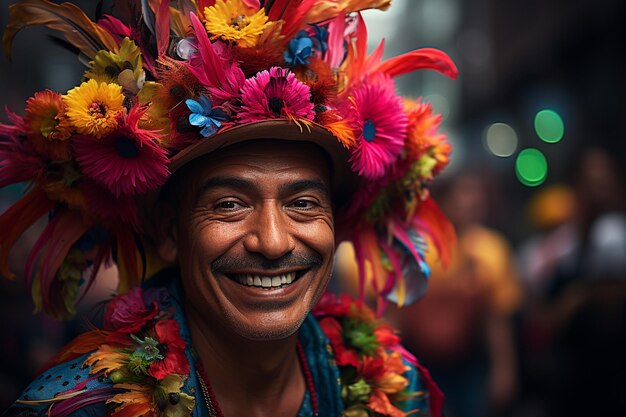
[3,0,118,59]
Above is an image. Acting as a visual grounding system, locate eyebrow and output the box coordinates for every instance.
[195,177,329,204]
[278,179,329,197]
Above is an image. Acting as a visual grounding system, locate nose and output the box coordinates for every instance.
[243,201,295,260]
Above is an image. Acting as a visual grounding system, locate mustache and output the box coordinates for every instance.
[211,252,323,274]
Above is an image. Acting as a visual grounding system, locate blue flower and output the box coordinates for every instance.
[284,30,314,66]
[185,95,228,137]
[310,24,329,56]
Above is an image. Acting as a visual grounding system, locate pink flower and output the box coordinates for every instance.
[72,106,169,197]
[344,75,407,179]
[148,320,189,379]
[238,67,315,123]
[103,288,158,333]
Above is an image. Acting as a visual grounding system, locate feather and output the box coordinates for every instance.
[115,228,142,293]
[155,0,171,56]
[267,0,317,41]
[48,330,109,366]
[413,197,456,267]
[374,47,458,80]
[97,15,131,44]
[140,0,156,34]
[197,0,216,11]
[0,111,46,188]
[0,188,53,280]
[38,211,89,310]
[187,12,226,87]
[3,0,118,60]
[51,388,119,417]
[325,12,346,69]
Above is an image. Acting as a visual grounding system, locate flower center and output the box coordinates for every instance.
[89,102,108,119]
[268,97,284,116]
[363,120,377,142]
[230,15,249,30]
[116,136,139,159]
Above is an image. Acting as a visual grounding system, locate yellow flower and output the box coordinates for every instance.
[63,79,125,138]
[203,0,273,48]
[85,37,145,94]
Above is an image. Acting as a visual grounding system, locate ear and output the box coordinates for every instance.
[153,200,178,263]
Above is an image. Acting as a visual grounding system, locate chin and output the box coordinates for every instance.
[229,312,309,341]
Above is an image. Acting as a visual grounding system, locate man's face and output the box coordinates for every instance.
[172,140,335,340]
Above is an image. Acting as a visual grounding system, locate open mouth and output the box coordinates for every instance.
[226,270,308,289]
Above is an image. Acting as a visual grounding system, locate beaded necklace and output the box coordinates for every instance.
[195,341,319,417]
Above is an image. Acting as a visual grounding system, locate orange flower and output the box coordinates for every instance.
[24,90,72,161]
[361,351,410,417]
[403,99,445,159]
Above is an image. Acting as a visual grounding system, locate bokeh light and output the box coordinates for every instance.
[516,148,548,186]
[534,109,564,143]
[484,122,518,157]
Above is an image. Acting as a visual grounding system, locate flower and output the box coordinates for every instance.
[63,79,125,138]
[361,352,410,417]
[148,320,190,380]
[185,95,228,137]
[284,30,314,66]
[24,90,72,161]
[104,288,159,333]
[345,75,407,179]
[72,105,169,196]
[203,0,273,48]
[238,67,315,123]
[85,37,145,95]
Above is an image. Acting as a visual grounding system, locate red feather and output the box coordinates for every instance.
[0,188,53,280]
[37,210,89,310]
[155,0,171,56]
[413,197,456,267]
[374,48,458,80]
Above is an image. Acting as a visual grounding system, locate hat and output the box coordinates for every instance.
[0,0,457,319]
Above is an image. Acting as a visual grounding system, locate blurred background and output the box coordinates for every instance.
[1,0,625,415]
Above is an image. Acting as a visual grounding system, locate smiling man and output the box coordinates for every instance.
[1,0,458,416]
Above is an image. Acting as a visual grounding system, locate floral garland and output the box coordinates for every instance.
[46,288,195,417]
[29,288,438,417]
[312,292,431,417]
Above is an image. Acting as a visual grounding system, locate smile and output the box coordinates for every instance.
[231,271,303,289]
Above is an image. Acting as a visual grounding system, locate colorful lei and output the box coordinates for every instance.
[313,292,439,417]
[23,288,438,417]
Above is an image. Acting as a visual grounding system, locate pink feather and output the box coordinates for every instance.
[187,12,226,87]
[97,15,131,45]
[325,12,346,69]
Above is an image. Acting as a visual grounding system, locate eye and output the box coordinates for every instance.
[215,200,245,211]
[289,199,317,210]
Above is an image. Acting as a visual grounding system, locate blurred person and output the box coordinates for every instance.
[387,171,523,417]
[532,148,626,417]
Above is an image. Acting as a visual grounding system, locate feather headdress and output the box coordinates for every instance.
[1,0,457,318]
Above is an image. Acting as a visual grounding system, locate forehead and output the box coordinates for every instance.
[179,140,332,189]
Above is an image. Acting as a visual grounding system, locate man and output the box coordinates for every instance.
[0,0,457,416]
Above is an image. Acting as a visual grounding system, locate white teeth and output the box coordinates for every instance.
[235,272,299,288]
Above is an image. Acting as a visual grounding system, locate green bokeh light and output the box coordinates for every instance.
[516,148,547,187]
[534,109,564,143]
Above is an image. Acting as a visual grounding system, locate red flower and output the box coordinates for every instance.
[311,292,352,318]
[318,317,360,367]
[148,320,189,380]
[374,323,401,347]
[104,288,158,333]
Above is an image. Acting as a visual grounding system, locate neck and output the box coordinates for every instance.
[186,304,305,417]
